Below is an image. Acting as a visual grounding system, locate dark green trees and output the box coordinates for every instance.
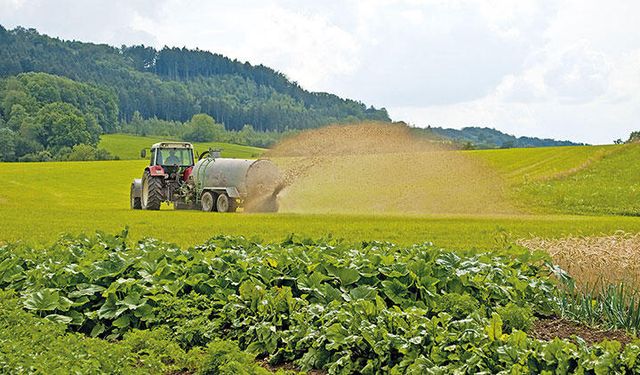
[36,102,100,149]
[0,26,390,132]
[182,114,225,142]
[0,73,114,160]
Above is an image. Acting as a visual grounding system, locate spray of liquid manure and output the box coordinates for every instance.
[262,122,517,215]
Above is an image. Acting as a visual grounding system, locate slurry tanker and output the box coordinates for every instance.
[130,142,280,212]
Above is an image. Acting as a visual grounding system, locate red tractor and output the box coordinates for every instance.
[130,142,195,210]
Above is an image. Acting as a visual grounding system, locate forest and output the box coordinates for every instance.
[425,126,581,149]
[0,25,390,130]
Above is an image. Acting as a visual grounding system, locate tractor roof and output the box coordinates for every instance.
[151,142,193,149]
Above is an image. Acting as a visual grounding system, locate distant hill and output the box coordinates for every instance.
[0,25,390,132]
[424,126,582,149]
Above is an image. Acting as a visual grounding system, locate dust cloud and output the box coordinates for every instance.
[264,122,517,215]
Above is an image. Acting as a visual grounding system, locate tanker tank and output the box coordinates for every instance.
[190,156,282,212]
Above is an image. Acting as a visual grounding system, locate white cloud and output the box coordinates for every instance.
[543,41,611,103]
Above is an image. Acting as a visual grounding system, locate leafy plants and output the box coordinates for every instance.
[1,231,639,374]
[497,302,535,333]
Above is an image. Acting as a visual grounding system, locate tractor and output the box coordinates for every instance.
[130,142,281,212]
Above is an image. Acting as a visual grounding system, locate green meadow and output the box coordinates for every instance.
[2,137,640,249]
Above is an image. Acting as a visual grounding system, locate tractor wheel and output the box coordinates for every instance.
[130,183,141,210]
[201,191,216,212]
[142,171,163,210]
[216,193,234,213]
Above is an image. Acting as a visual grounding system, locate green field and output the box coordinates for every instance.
[470,144,620,183]
[2,142,640,249]
[99,133,265,160]
[4,139,640,374]
[472,144,640,215]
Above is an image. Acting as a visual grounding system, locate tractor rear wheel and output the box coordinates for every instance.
[201,191,216,212]
[130,183,141,209]
[142,171,163,210]
[216,193,237,213]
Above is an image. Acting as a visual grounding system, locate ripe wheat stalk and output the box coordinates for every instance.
[519,232,640,291]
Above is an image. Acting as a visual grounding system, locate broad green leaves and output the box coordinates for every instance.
[23,289,71,311]
[2,232,640,374]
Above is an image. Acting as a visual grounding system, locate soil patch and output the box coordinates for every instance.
[531,317,633,347]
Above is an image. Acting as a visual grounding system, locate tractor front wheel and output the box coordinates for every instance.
[130,183,141,209]
[142,171,163,210]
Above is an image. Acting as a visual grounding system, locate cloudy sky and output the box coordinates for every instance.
[1,0,639,144]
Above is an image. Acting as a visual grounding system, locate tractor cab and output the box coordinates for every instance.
[140,142,195,180]
[143,142,195,167]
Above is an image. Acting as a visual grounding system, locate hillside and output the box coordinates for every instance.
[471,144,618,183]
[516,144,640,216]
[473,144,639,215]
[0,25,390,131]
[427,126,582,149]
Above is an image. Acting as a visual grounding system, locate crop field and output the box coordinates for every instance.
[3,130,640,373]
[4,233,640,374]
[4,158,640,249]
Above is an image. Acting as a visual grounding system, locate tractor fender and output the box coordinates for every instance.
[225,187,240,198]
[147,165,166,177]
[131,179,142,199]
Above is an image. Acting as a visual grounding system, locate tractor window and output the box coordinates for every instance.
[156,148,194,166]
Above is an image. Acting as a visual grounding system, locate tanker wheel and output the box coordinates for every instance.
[216,193,236,213]
[201,191,216,212]
[142,171,163,210]
[130,183,141,210]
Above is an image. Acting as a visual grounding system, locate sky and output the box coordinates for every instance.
[1,0,639,144]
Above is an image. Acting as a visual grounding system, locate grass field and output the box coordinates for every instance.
[2,141,640,249]
[99,134,265,160]
[472,143,640,215]
[517,144,640,215]
[470,144,621,183]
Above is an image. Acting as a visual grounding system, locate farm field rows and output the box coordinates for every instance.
[473,143,640,215]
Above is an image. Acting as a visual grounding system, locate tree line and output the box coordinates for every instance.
[122,111,292,148]
[0,72,293,161]
[423,126,582,149]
